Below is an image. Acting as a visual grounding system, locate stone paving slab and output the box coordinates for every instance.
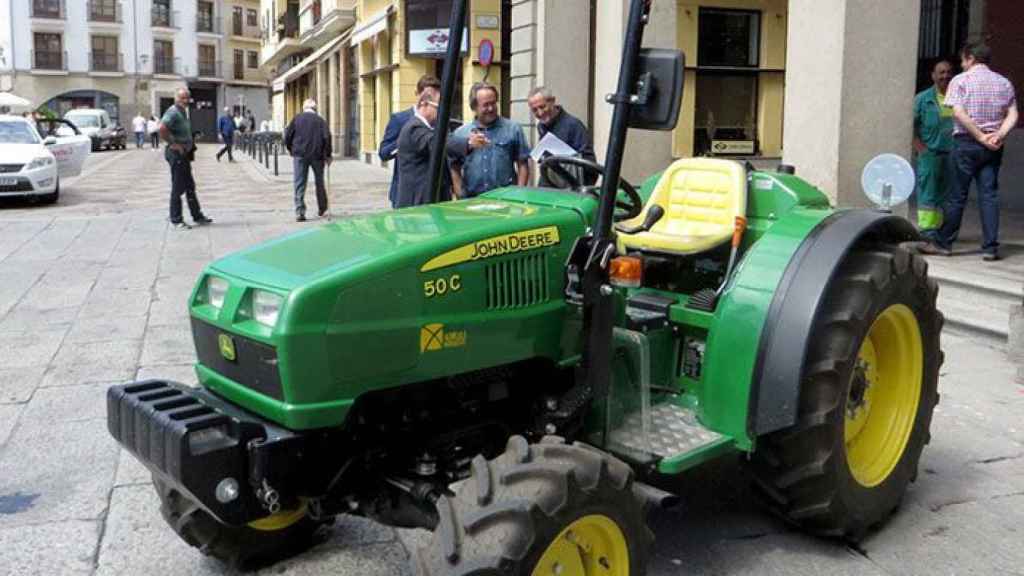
[0,520,100,576]
[0,366,47,404]
[0,403,24,448]
[41,339,143,388]
[0,419,118,529]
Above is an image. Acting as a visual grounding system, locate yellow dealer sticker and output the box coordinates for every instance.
[420,226,560,272]
[420,323,467,353]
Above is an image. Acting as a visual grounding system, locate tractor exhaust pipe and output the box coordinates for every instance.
[633,482,681,510]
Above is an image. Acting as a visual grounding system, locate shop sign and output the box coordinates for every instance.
[409,28,468,56]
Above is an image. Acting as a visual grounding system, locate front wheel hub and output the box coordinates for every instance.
[533,515,630,576]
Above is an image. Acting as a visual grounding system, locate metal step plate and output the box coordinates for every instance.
[609,402,723,459]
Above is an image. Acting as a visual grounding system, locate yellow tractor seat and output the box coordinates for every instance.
[617,157,747,255]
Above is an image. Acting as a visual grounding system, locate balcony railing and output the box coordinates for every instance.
[197,13,221,34]
[232,61,245,80]
[32,49,67,71]
[30,0,65,19]
[87,1,121,23]
[198,60,221,78]
[90,51,123,72]
[276,5,299,41]
[152,9,179,29]
[153,56,180,75]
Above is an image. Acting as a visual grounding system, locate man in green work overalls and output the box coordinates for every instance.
[913,59,955,241]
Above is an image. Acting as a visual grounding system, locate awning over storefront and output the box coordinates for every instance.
[350,6,393,45]
[274,28,352,87]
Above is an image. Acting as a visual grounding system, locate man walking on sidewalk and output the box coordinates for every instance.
[132,112,147,149]
[159,88,213,230]
[284,99,333,222]
[921,43,1018,261]
[216,107,235,162]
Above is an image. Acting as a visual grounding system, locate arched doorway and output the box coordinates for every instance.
[43,90,121,124]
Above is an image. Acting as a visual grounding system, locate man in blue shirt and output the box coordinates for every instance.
[447,83,530,199]
[216,107,235,162]
[379,75,442,207]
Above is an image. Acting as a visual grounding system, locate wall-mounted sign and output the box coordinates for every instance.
[478,39,494,67]
[409,28,469,57]
[406,0,470,59]
[476,15,499,29]
[711,140,756,155]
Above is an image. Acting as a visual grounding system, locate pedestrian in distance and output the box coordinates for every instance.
[159,88,213,230]
[912,59,955,242]
[395,91,444,208]
[247,111,256,133]
[380,75,442,208]
[216,106,236,162]
[920,43,1018,261]
[528,86,597,187]
[234,112,246,134]
[447,83,531,199]
[148,115,160,149]
[284,99,333,222]
[132,112,147,149]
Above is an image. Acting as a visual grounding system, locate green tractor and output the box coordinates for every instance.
[107,1,942,573]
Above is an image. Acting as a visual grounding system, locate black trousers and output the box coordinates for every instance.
[167,151,204,223]
[216,139,234,161]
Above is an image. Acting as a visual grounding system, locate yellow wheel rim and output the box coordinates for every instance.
[247,502,308,531]
[532,514,629,576]
[844,304,923,488]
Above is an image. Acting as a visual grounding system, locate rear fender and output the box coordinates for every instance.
[748,209,920,437]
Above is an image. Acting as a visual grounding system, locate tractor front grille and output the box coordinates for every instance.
[190,318,284,400]
[485,252,549,309]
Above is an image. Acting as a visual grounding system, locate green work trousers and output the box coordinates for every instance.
[916,150,949,239]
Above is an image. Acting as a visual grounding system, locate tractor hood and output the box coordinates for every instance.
[208,195,590,291]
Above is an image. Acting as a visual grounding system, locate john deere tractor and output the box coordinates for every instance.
[106,1,942,573]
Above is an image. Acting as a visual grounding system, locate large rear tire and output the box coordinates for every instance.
[415,436,653,576]
[750,244,942,541]
[153,477,331,569]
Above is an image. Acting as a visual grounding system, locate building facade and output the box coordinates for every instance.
[0,0,272,141]
[512,0,1022,206]
[261,0,508,162]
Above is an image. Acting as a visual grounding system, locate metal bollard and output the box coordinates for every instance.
[273,142,279,176]
[263,140,270,169]
[258,138,264,164]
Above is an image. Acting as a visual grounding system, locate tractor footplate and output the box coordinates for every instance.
[609,402,723,460]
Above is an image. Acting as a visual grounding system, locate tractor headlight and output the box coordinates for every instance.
[26,156,54,170]
[252,290,283,327]
[206,277,229,308]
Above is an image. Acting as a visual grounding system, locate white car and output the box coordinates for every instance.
[35,117,93,178]
[0,115,90,204]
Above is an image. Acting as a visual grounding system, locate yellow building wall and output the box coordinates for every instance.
[673,0,787,158]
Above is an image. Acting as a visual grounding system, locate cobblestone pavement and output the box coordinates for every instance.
[0,147,1022,576]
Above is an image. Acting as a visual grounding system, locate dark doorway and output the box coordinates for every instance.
[188,84,218,143]
[917,0,971,91]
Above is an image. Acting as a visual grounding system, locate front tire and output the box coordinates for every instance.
[415,436,652,576]
[750,244,942,541]
[153,477,330,569]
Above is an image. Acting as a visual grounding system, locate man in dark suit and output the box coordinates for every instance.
[284,99,333,221]
[379,75,441,208]
[396,91,442,208]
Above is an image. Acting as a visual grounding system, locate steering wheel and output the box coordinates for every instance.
[539,156,643,221]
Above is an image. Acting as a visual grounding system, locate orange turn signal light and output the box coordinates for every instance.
[609,256,643,288]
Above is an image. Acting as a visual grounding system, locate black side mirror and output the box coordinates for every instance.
[616,204,664,235]
[628,49,685,131]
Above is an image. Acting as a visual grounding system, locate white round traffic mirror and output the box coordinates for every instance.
[860,153,915,211]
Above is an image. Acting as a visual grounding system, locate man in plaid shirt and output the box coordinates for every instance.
[921,43,1018,260]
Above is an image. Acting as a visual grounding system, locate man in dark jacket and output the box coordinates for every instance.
[284,99,333,221]
[396,91,443,208]
[528,86,597,187]
[216,107,235,162]
[379,75,441,208]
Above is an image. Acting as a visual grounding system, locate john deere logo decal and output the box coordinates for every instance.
[218,334,237,361]
[420,323,467,353]
[420,226,560,272]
